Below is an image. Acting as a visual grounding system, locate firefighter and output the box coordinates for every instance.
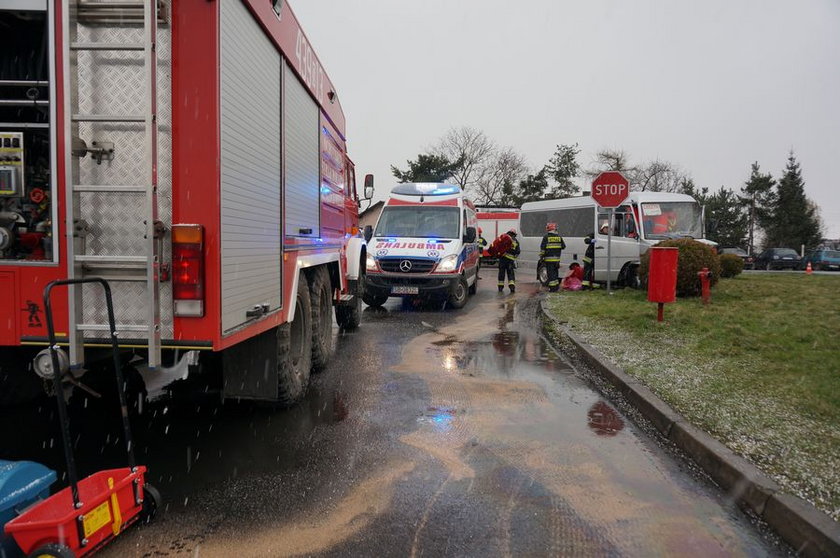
[540,223,566,292]
[497,230,520,293]
[477,227,488,279]
[582,232,597,289]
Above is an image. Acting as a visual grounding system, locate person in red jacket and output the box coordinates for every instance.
[496,230,520,293]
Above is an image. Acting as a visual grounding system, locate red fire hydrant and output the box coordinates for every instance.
[698,267,712,305]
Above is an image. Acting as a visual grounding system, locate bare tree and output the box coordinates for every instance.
[473,147,530,206]
[584,149,635,178]
[584,149,640,189]
[635,159,691,192]
[432,126,497,192]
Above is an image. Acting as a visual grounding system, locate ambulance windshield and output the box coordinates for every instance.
[640,201,703,240]
[375,206,460,239]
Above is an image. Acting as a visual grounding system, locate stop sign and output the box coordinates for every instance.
[591,171,630,208]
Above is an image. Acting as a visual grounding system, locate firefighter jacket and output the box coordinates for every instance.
[540,231,566,262]
[503,235,520,261]
[583,235,596,264]
[478,236,488,254]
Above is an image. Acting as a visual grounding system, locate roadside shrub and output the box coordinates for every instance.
[639,239,720,297]
[719,253,745,278]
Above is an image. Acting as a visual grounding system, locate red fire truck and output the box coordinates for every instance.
[0,0,370,406]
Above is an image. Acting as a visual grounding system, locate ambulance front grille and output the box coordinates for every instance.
[378,258,436,273]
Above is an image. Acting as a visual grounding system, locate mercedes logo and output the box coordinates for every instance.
[399,260,413,272]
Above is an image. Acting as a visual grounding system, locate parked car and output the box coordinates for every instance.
[800,249,840,271]
[718,247,755,269]
[753,248,801,270]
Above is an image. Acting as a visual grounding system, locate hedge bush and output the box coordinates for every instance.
[719,253,745,278]
[639,239,720,297]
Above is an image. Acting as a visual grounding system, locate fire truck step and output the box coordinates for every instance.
[77,323,150,333]
[72,114,145,123]
[73,185,147,193]
[70,42,145,51]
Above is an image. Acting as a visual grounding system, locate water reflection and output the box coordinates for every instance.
[418,406,455,432]
[586,401,625,437]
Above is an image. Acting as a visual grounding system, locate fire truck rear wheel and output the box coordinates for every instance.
[309,266,334,372]
[276,274,313,406]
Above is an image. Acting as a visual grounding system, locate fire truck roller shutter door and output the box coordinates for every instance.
[283,61,321,239]
[220,0,282,332]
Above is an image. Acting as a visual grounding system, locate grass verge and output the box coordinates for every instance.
[545,273,840,521]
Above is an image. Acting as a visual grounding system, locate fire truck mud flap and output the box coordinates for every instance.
[138,350,199,400]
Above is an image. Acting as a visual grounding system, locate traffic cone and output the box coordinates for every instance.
[806,262,813,274]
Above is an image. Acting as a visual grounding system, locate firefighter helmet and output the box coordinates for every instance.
[545,222,557,232]
[507,229,517,237]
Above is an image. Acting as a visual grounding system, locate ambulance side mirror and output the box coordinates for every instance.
[464,226,476,244]
[364,225,373,242]
[363,174,374,200]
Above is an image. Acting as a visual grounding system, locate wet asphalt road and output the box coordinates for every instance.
[1,278,786,557]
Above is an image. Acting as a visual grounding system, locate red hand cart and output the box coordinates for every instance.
[4,278,161,558]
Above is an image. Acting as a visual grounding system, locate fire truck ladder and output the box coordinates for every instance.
[64,0,163,368]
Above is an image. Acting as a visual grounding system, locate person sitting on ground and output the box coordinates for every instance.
[562,262,584,291]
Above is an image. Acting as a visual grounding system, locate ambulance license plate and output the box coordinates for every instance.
[392,286,418,295]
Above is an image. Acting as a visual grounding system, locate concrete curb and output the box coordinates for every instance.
[539,299,840,557]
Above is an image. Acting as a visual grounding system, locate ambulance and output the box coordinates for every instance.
[363,183,479,308]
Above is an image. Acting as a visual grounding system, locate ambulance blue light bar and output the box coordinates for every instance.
[391,183,461,196]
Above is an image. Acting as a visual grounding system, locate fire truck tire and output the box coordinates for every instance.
[27,543,75,558]
[448,276,469,309]
[276,274,313,406]
[309,266,334,372]
[335,273,362,331]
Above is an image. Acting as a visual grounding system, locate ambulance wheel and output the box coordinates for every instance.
[28,543,75,558]
[335,274,363,331]
[363,290,388,307]
[141,483,162,524]
[276,274,313,406]
[448,276,469,309]
[537,263,548,286]
[309,266,334,372]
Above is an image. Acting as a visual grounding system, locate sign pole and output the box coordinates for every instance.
[607,208,614,293]
[591,171,629,294]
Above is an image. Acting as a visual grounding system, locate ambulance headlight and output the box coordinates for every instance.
[366,253,378,271]
[435,254,458,273]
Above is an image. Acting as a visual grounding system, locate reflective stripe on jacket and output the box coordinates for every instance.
[540,232,565,262]
[503,238,520,260]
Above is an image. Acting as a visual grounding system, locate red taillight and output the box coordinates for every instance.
[172,224,204,316]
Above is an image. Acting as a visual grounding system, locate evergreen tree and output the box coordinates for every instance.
[511,168,549,206]
[739,162,775,255]
[705,188,748,247]
[545,143,580,198]
[763,152,822,250]
[390,153,464,183]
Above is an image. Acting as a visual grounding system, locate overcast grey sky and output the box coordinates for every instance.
[293,0,840,237]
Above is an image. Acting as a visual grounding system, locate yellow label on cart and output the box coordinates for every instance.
[83,501,112,538]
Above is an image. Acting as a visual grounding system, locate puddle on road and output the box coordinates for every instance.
[389,290,772,556]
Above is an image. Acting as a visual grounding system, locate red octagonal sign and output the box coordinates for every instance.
[591,171,630,208]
